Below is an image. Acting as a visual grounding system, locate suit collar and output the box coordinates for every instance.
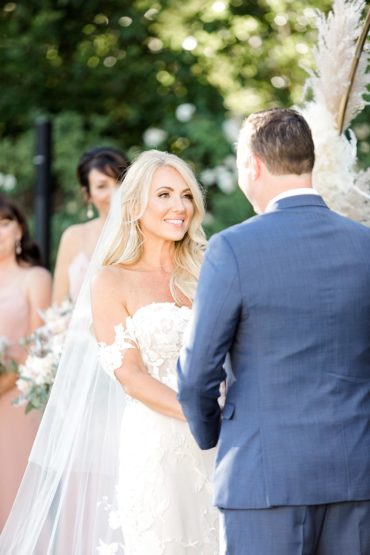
[265,194,329,213]
[265,188,320,211]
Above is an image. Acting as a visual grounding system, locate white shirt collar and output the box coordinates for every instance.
[264,188,320,213]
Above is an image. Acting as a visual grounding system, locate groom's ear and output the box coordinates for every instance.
[250,154,261,181]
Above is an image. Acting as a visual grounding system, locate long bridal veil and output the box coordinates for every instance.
[0,186,128,554]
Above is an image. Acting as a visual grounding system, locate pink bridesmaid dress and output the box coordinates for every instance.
[0,280,40,531]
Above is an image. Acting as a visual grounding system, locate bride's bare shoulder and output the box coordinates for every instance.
[91,264,137,295]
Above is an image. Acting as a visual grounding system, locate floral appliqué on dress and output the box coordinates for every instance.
[97,320,137,381]
[97,303,218,555]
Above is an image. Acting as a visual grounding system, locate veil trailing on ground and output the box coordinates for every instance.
[0,186,128,554]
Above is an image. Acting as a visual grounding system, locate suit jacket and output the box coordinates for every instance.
[177,194,370,509]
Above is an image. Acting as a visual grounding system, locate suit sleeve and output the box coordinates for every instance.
[177,232,242,449]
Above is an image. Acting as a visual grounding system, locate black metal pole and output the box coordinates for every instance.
[34,117,52,269]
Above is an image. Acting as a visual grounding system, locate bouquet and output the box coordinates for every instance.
[15,300,73,413]
[0,336,18,375]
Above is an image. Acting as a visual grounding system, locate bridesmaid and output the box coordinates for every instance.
[52,147,129,303]
[0,194,52,530]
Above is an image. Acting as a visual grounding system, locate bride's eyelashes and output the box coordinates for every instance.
[157,191,194,200]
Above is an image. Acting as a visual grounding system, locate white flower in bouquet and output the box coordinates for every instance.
[14,301,74,413]
[41,300,73,335]
[16,376,33,397]
[20,353,56,386]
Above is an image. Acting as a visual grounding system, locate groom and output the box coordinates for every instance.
[177,108,370,554]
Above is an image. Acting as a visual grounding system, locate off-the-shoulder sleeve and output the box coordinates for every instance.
[97,322,137,381]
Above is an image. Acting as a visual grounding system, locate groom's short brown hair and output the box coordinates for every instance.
[239,108,315,175]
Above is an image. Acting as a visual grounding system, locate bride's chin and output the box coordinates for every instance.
[158,229,188,242]
[169,232,187,242]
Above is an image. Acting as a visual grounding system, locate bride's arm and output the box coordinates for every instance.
[91,268,186,421]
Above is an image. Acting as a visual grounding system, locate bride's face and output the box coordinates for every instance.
[139,166,195,243]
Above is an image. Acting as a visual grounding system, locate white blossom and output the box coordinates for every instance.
[0,173,17,191]
[215,165,236,194]
[182,36,197,51]
[175,103,196,122]
[15,378,32,397]
[143,128,167,148]
[15,301,73,412]
[212,1,226,13]
[222,117,242,144]
[200,169,217,186]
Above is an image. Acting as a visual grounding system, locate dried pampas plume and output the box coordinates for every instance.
[298,0,370,225]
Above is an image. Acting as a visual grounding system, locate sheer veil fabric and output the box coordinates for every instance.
[0,188,128,553]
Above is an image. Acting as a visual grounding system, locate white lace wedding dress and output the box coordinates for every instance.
[98,302,219,555]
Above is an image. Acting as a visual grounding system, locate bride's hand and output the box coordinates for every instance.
[0,372,18,396]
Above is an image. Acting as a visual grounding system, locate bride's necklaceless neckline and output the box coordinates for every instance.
[129,301,191,320]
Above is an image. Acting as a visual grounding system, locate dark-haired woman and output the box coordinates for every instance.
[0,195,51,530]
[52,147,129,303]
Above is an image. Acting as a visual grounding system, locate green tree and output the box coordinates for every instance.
[0,0,368,263]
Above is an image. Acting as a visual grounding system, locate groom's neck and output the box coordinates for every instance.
[256,172,313,214]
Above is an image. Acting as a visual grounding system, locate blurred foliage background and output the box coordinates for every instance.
[0,0,369,267]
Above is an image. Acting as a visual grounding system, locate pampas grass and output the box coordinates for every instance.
[298,0,370,224]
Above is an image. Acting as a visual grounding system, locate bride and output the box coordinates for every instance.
[0,150,219,555]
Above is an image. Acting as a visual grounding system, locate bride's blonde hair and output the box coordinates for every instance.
[103,150,207,301]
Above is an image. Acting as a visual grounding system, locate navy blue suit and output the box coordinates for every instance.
[177,195,370,554]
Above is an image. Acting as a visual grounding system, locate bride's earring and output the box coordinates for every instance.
[15,239,22,255]
[86,203,94,219]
